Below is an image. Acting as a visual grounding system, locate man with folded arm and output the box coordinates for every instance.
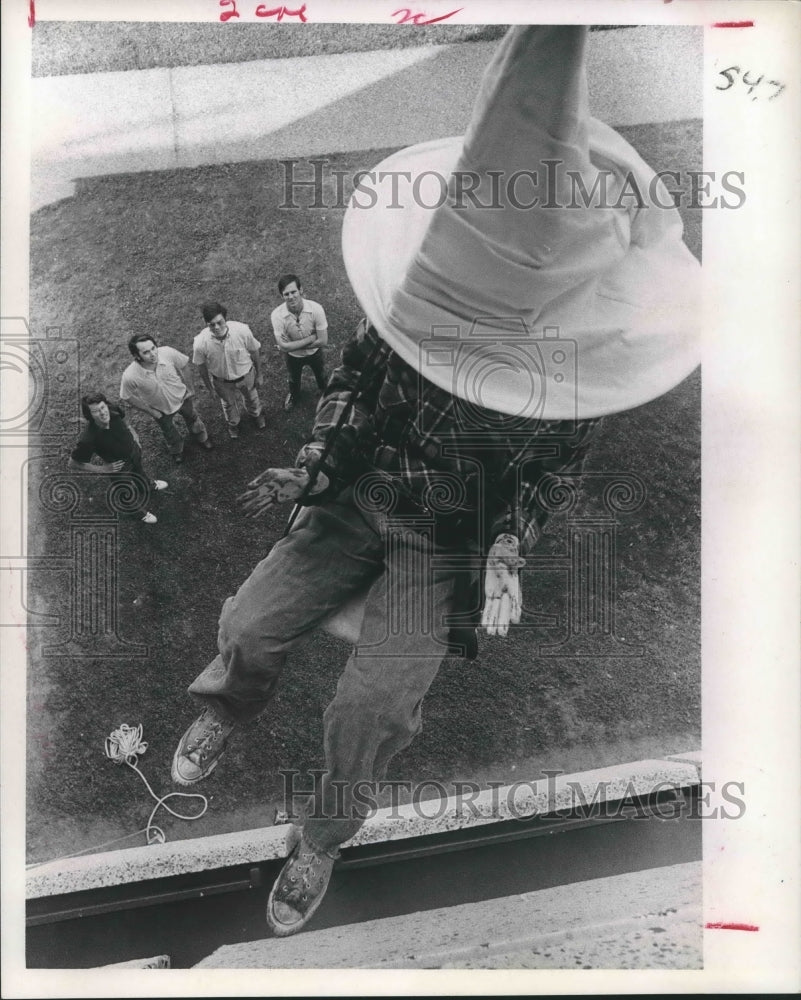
[271,273,329,411]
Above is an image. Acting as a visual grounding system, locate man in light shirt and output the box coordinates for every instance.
[271,274,328,412]
[120,334,212,465]
[193,301,266,440]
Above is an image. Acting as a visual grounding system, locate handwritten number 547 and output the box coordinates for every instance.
[717,67,785,100]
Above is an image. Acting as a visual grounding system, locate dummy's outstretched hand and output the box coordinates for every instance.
[481,533,526,637]
[237,467,329,518]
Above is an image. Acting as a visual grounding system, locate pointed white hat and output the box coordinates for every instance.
[342,26,700,420]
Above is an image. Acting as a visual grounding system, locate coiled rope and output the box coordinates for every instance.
[27,724,209,870]
[102,723,208,845]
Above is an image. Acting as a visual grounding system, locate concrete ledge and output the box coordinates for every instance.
[196,860,702,969]
[26,753,700,900]
[92,955,170,969]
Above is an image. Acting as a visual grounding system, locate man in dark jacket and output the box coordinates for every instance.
[68,392,168,524]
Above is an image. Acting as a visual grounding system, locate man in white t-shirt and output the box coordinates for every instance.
[193,301,266,440]
[270,274,328,411]
[120,334,212,464]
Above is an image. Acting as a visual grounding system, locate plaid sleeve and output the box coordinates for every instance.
[489,419,602,554]
[295,322,389,492]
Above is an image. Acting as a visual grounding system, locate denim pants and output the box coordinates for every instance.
[156,395,208,456]
[285,350,326,399]
[211,368,263,428]
[188,488,460,853]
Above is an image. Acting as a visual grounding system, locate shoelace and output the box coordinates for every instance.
[187,716,225,761]
[284,851,325,901]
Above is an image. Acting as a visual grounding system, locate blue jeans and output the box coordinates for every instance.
[188,487,460,852]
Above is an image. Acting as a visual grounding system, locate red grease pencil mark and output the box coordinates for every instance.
[392,7,462,25]
[28,0,35,27]
[705,922,760,931]
[712,21,754,28]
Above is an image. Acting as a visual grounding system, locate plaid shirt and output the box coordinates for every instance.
[297,323,600,554]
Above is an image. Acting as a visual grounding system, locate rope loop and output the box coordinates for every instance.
[104,723,208,846]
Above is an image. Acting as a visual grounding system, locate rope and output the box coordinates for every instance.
[27,723,210,870]
[103,723,208,845]
[26,829,160,869]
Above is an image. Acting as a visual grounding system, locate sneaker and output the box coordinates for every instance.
[171,706,236,785]
[153,480,168,491]
[255,414,267,429]
[141,512,158,524]
[283,394,295,412]
[227,427,240,440]
[266,835,338,937]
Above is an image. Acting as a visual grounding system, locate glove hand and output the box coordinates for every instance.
[237,467,329,518]
[481,533,525,637]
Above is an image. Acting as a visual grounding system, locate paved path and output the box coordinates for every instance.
[196,860,702,969]
[31,26,701,210]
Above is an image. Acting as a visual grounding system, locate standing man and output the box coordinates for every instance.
[120,334,212,465]
[68,392,167,524]
[193,302,266,440]
[271,274,328,411]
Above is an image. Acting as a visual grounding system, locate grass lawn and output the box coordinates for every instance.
[27,120,701,864]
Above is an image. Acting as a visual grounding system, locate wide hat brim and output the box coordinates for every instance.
[342,129,701,421]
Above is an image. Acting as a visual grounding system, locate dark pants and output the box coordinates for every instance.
[156,395,208,456]
[285,350,326,399]
[112,445,153,517]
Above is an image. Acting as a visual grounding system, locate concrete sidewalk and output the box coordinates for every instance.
[196,860,702,969]
[31,26,701,210]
